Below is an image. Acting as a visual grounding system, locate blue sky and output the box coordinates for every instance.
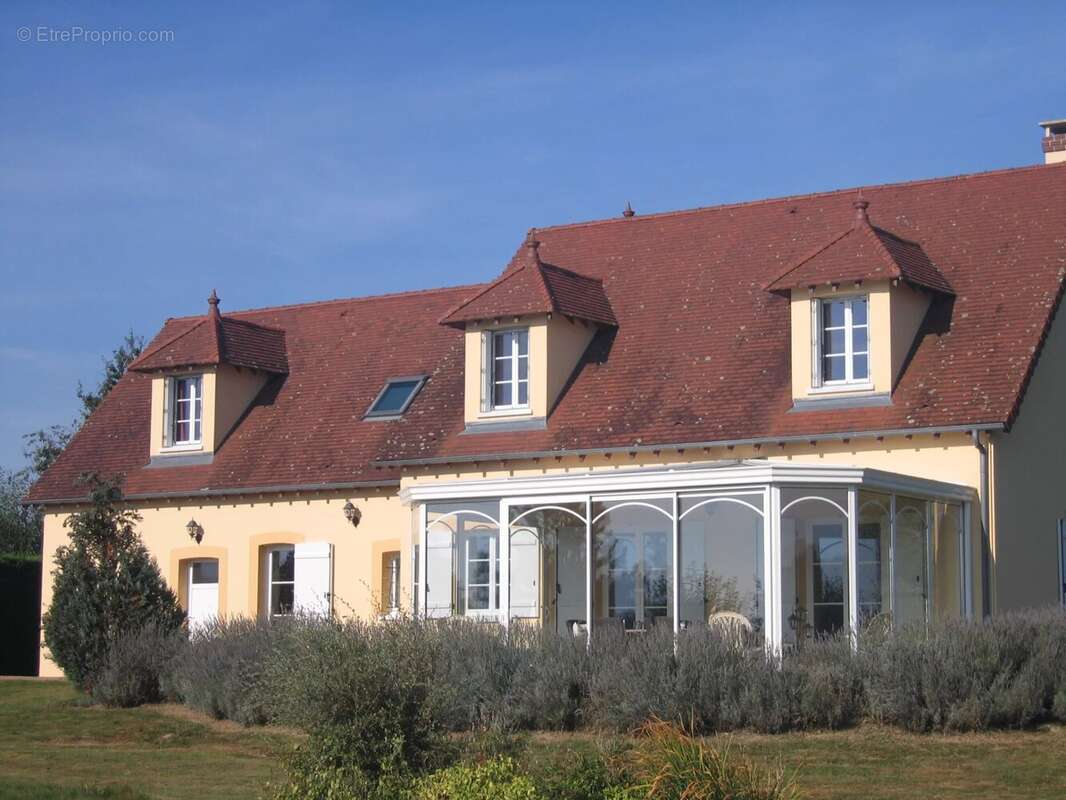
[1,2,1062,471]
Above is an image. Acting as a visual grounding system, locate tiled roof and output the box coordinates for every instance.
[441,233,617,327]
[765,200,953,294]
[129,293,289,374]
[27,285,474,502]
[26,162,1066,502]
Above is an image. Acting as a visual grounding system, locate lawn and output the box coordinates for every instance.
[2,679,1066,799]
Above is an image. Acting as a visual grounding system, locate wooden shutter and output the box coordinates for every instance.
[294,542,333,617]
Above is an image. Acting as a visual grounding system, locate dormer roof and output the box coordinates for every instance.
[129,291,289,374]
[764,199,954,295]
[440,232,617,327]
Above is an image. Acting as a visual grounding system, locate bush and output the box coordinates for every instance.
[164,616,282,725]
[42,477,184,693]
[267,725,414,800]
[861,609,1066,731]
[414,757,541,800]
[92,622,186,707]
[263,617,445,778]
[626,720,798,800]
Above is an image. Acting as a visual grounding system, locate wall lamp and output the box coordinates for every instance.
[186,519,205,544]
[343,501,361,528]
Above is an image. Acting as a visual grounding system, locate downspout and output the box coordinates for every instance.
[971,429,991,618]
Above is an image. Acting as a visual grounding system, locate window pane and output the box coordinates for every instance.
[470,561,491,585]
[823,329,845,355]
[518,356,528,380]
[593,499,673,630]
[176,378,193,401]
[517,381,528,406]
[493,331,510,354]
[852,327,868,354]
[468,585,490,610]
[469,534,491,560]
[823,355,846,382]
[822,300,845,328]
[508,504,587,634]
[853,354,869,380]
[191,560,218,584]
[174,419,190,442]
[272,584,294,616]
[272,548,295,582]
[516,330,528,355]
[494,357,513,382]
[851,298,868,325]
[494,382,512,407]
[193,419,202,442]
[371,379,420,414]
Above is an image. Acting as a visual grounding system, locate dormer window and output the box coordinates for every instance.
[490,328,529,410]
[168,375,203,446]
[815,296,869,388]
[366,376,426,418]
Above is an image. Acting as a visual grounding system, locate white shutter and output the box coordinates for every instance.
[810,299,822,389]
[426,528,454,618]
[480,331,491,413]
[162,378,172,447]
[294,541,333,617]
[509,528,540,619]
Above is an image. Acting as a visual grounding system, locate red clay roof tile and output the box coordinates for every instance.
[27,163,1066,501]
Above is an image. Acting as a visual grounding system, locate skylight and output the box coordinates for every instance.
[365,376,425,418]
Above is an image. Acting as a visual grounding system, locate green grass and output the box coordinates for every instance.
[3,680,1066,799]
[0,680,292,800]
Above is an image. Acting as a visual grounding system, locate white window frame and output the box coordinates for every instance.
[463,531,499,617]
[812,295,871,391]
[267,545,296,619]
[382,550,402,614]
[165,374,204,449]
[485,328,530,413]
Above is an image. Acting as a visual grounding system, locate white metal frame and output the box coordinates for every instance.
[408,462,977,652]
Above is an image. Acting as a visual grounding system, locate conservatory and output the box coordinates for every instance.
[402,461,977,651]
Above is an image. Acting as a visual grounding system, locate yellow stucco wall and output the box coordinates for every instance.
[149,366,270,456]
[463,316,549,423]
[988,303,1066,611]
[38,487,411,677]
[463,315,599,423]
[213,366,270,449]
[546,316,597,415]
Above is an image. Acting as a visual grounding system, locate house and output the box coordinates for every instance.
[27,122,1066,675]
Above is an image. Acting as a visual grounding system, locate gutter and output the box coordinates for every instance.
[26,478,402,509]
[373,422,1007,468]
[971,429,992,618]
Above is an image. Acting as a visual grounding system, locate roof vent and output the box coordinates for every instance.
[1039,119,1066,164]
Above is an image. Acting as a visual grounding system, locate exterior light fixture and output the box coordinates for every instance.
[186,519,204,544]
[343,501,361,528]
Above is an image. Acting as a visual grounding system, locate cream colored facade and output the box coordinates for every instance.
[462,314,598,424]
[789,280,931,400]
[149,365,270,457]
[36,287,1064,674]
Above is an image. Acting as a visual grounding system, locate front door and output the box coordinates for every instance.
[187,559,219,629]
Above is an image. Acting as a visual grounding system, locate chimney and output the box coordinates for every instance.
[1039,119,1066,165]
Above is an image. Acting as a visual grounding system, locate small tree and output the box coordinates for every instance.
[0,467,41,554]
[42,475,184,691]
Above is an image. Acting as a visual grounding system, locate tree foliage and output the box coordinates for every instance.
[42,476,184,691]
[0,467,42,554]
